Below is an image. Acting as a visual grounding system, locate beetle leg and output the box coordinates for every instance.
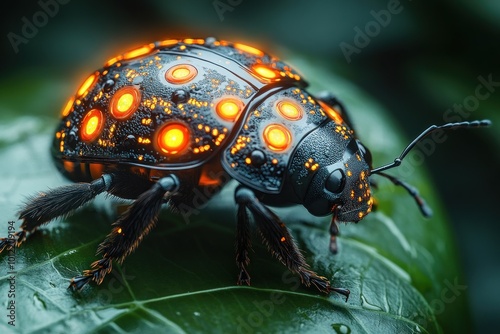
[235,200,252,286]
[0,174,113,252]
[68,175,179,291]
[235,186,349,300]
[375,172,433,218]
[329,217,340,254]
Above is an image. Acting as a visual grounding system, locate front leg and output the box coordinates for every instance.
[235,186,349,300]
[69,175,179,290]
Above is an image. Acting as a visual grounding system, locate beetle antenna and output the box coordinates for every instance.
[374,172,433,217]
[370,120,491,175]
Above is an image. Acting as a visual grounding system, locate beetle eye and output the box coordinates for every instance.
[325,169,345,194]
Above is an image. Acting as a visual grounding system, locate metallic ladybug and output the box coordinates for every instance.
[0,37,490,299]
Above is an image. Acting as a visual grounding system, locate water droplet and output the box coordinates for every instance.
[331,323,351,334]
[103,79,115,92]
[132,76,143,85]
[250,149,266,167]
[205,37,216,46]
[171,89,190,104]
[360,294,383,311]
[193,311,201,316]
[123,135,136,148]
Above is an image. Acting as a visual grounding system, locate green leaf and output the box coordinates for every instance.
[0,61,468,333]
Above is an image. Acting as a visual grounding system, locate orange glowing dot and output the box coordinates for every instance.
[263,124,292,152]
[104,55,123,67]
[215,98,244,121]
[158,39,179,47]
[77,73,97,97]
[117,227,122,234]
[280,237,286,242]
[81,109,104,142]
[318,100,344,124]
[61,97,75,117]
[183,38,204,45]
[276,100,302,121]
[234,43,264,56]
[157,123,190,154]
[165,64,198,84]
[252,65,278,79]
[110,86,141,119]
[123,43,155,60]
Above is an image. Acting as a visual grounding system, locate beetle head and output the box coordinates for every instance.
[288,123,373,222]
[304,140,373,222]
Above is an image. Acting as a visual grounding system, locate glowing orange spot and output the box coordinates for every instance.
[234,43,264,56]
[198,169,221,186]
[104,55,123,67]
[158,39,179,47]
[117,94,134,111]
[89,163,104,179]
[183,38,204,45]
[61,97,75,117]
[117,228,122,234]
[276,100,302,121]
[81,109,104,142]
[165,64,198,84]
[77,73,97,97]
[110,86,141,119]
[263,124,292,152]
[318,100,344,124]
[123,43,155,60]
[63,161,75,173]
[252,65,277,79]
[157,123,190,154]
[280,237,286,242]
[215,98,244,121]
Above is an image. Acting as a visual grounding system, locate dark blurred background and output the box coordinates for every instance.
[1,0,498,332]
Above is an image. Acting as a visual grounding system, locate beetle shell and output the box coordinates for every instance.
[54,38,348,194]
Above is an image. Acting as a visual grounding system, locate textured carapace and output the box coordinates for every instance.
[54,37,373,219]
